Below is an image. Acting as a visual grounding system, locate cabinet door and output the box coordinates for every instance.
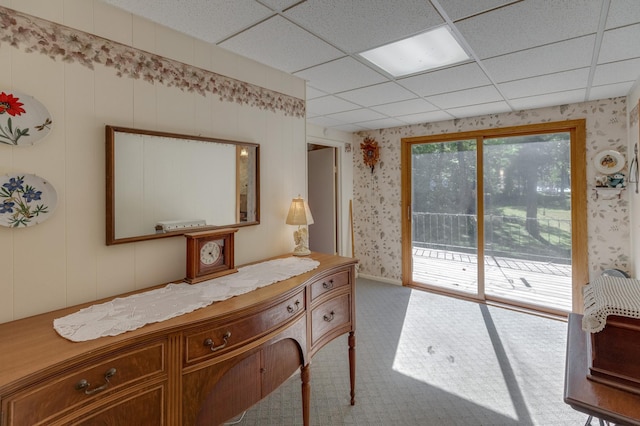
[261,338,303,396]
[184,351,262,426]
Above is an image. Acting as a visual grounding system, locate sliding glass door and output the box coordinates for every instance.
[410,139,479,297]
[401,121,587,314]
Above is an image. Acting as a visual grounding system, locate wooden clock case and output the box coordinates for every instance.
[185,228,238,284]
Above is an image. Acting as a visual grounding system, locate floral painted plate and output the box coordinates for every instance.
[594,150,625,175]
[0,90,52,147]
[0,174,57,227]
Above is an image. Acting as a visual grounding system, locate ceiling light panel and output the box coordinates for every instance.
[359,26,470,77]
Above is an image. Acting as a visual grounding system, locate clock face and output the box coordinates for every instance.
[200,240,222,266]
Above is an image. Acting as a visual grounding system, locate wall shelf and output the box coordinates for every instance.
[592,187,625,200]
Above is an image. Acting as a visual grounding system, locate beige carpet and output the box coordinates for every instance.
[232,278,588,425]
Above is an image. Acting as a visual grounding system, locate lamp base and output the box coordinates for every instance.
[292,246,311,256]
[292,226,311,256]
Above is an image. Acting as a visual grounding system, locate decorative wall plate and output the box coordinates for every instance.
[0,90,52,147]
[0,174,57,227]
[594,150,625,174]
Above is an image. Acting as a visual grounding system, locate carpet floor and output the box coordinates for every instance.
[230,278,588,425]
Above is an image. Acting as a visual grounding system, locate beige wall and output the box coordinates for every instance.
[0,1,306,323]
[353,99,630,287]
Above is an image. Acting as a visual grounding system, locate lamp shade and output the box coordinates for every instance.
[285,197,314,226]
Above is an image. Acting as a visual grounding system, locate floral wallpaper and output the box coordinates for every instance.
[0,6,304,118]
[354,98,629,283]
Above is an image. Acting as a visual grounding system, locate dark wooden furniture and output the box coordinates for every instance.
[0,252,357,425]
[564,313,640,426]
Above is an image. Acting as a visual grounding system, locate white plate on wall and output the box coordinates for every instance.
[0,90,52,147]
[0,173,57,227]
[594,150,625,174]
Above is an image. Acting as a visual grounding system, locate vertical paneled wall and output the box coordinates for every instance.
[0,0,306,322]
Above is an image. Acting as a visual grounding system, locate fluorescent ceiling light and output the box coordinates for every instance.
[359,26,470,77]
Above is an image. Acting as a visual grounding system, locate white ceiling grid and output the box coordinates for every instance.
[102,0,640,132]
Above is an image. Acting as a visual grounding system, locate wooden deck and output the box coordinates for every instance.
[412,247,572,312]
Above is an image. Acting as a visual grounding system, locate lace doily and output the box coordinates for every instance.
[582,276,640,333]
[53,257,319,342]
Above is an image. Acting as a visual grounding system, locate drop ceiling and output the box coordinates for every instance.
[101,0,640,132]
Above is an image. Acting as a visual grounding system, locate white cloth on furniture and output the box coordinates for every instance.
[582,276,640,333]
[53,257,319,342]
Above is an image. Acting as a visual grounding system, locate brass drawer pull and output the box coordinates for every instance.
[322,279,334,290]
[287,300,301,314]
[323,311,335,322]
[204,331,231,352]
[75,367,117,395]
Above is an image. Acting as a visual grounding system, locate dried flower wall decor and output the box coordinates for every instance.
[360,137,380,173]
[0,6,304,119]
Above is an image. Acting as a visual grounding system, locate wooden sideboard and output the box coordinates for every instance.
[0,252,357,426]
[564,313,640,425]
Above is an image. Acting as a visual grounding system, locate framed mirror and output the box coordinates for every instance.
[106,125,259,245]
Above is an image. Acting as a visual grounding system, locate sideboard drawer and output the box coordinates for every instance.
[309,269,351,302]
[6,341,166,426]
[185,289,305,364]
[311,293,350,346]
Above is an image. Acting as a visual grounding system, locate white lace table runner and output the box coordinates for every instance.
[53,257,319,342]
[582,276,640,333]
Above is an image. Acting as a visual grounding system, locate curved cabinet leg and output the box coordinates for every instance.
[349,331,356,405]
[301,363,311,426]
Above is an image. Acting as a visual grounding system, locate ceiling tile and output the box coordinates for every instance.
[426,85,504,109]
[259,0,303,12]
[331,123,370,132]
[306,115,348,128]
[445,101,512,118]
[295,57,387,94]
[598,23,640,64]
[589,82,635,101]
[455,0,602,59]
[499,68,590,99]
[509,89,586,111]
[326,108,387,123]
[306,86,328,100]
[437,0,519,21]
[355,117,408,130]
[593,58,640,86]
[306,96,359,116]
[398,62,490,97]
[103,0,272,44]
[398,110,455,124]
[372,98,438,116]
[284,0,444,54]
[483,35,595,83]
[220,16,343,73]
[337,82,417,107]
[605,0,640,29]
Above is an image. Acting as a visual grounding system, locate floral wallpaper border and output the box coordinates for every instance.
[0,6,305,118]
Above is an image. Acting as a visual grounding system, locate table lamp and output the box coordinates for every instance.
[286,196,314,256]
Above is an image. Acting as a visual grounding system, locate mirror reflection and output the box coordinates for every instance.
[106,126,259,245]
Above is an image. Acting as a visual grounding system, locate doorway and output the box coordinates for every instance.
[308,144,338,255]
[401,120,588,315]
